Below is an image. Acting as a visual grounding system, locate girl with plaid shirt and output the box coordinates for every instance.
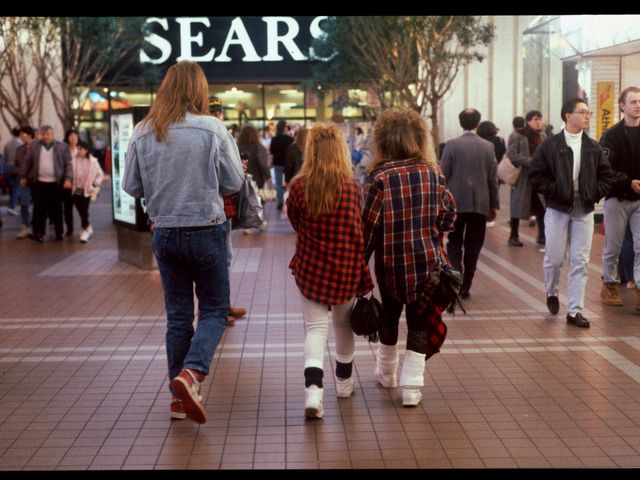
[362,108,456,407]
[287,123,374,419]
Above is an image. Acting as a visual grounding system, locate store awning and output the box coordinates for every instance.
[525,15,640,61]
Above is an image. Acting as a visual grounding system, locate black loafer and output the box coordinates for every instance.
[460,289,470,299]
[546,295,559,315]
[508,237,524,247]
[567,313,590,328]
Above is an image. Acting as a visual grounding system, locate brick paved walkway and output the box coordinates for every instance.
[1,181,640,470]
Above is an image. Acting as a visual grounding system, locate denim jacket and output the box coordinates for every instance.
[123,113,244,228]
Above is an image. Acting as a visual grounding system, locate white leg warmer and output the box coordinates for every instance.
[376,343,399,388]
[399,350,426,388]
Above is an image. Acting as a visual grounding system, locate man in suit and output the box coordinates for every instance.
[440,108,499,299]
[19,125,72,243]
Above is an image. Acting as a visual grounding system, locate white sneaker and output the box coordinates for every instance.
[402,388,423,407]
[335,377,354,398]
[259,221,268,232]
[486,221,496,228]
[7,208,19,216]
[79,229,90,243]
[243,229,251,235]
[304,385,324,418]
[16,225,29,239]
[86,225,94,235]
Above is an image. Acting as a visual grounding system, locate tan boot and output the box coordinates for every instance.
[636,289,640,313]
[601,282,623,306]
[229,305,247,318]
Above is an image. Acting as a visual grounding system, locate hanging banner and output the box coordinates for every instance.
[597,81,615,141]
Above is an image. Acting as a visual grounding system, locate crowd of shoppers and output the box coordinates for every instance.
[3,58,633,426]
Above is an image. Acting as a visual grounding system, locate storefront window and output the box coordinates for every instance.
[210,83,263,131]
[264,84,308,130]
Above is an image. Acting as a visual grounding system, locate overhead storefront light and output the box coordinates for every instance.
[280,89,301,95]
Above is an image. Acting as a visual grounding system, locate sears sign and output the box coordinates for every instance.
[139,16,331,82]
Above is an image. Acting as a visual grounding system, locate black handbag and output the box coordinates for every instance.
[431,260,466,315]
[350,293,386,342]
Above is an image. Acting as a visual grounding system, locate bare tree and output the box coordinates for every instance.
[42,17,149,131]
[0,17,54,129]
[312,16,494,155]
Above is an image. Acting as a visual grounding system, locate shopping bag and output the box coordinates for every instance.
[232,174,264,230]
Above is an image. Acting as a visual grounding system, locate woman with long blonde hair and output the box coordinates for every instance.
[362,108,456,407]
[286,122,373,419]
[124,60,244,424]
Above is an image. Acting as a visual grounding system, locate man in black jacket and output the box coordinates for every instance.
[600,86,640,311]
[529,98,613,328]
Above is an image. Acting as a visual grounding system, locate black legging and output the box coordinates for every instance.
[376,268,431,353]
[72,194,91,230]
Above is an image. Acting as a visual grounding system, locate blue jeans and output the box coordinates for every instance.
[152,224,230,392]
[4,165,19,210]
[273,165,285,206]
[19,185,31,227]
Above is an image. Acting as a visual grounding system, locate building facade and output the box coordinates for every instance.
[3,16,639,153]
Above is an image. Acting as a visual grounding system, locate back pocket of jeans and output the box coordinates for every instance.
[187,228,221,264]
[151,229,171,258]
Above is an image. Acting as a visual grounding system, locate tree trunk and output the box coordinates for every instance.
[429,98,440,160]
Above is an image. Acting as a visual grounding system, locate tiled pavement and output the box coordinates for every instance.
[1,181,640,470]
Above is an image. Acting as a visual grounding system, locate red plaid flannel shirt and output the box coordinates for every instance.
[362,159,456,355]
[223,193,237,219]
[287,177,374,305]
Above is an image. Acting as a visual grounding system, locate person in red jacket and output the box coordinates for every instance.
[286,123,373,419]
[209,96,248,325]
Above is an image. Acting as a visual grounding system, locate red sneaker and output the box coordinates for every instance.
[170,369,207,424]
[170,396,186,420]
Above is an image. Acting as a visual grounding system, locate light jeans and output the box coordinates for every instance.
[300,293,355,370]
[543,202,594,316]
[273,165,285,206]
[602,197,640,287]
[224,218,233,268]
